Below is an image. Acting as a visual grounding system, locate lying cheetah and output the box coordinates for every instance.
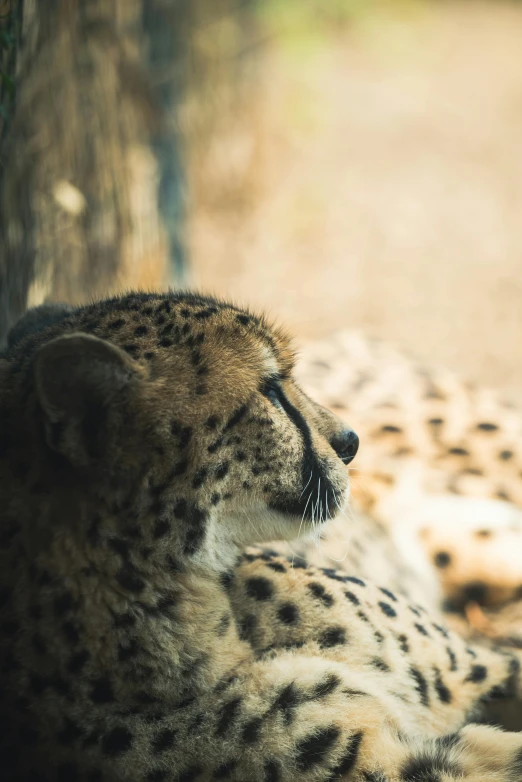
[1,293,521,782]
[296,330,522,618]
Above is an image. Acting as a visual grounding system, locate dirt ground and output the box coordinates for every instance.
[188,1,522,400]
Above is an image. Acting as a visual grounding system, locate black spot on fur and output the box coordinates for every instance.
[108,318,125,330]
[379,587,397,602]
[183,505,209,555]
[102,726,133,756]
[344,590,360,605]
[153,520,171,539]
[295,726,340,770]
[116,565,145,593]
[152,728,177,753]
[310,673,341,699]
[401,750,461,781]
[379,602,397,618]
[192,468,208,489]
[465,664,487,683]
[321,568,347,583]
[433,668,452,703]
[326,732,363,779]
[434,551,451,568]
[319,627,347,648]
[242,717,263,744]
[113,612,136,629]
[345,576,365,587]
[267,561,286,573]
[216,697,242,736]
[307,582,334,607]
[246,577,274,601]
[171,422,192,448]
[91,677,114,704]
[446,647,458,671]
[372,658,391,672]
[410,667,429,706]
[208,437,224,454]
[238,614,257,642]
[397,634,409,653]
[68,649,90,674]
[475,528,492,539]
[273,682,301,724]
[477,422,498,432]
[215,462,230,480]
[206,415,219,430]
[217,613,231,636]
[224,405,248,431]
[219,571,235,591]
[277,603,299,625]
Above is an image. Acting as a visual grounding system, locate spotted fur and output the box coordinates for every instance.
[296,330,522,614]
[1,294,521,781]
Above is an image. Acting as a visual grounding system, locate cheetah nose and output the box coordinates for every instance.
[331,428,359,465]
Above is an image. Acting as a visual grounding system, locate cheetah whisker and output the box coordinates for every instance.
[299,470,314,499]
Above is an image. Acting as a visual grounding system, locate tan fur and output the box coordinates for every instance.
[296,330,522,612]
[1,295,522,782]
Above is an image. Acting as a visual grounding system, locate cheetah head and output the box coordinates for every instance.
[0,293,358,571]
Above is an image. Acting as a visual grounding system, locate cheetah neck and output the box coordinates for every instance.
[2,506,252,711]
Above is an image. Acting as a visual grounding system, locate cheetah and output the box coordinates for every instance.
[295,330,522,620]
[1,292,522,782]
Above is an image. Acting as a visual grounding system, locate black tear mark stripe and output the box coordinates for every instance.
[267,386,332,517]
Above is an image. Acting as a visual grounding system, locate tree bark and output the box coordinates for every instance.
[0,0,190,344]
[0,0,261,345]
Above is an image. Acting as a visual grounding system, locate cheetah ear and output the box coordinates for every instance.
[34,333,143,466]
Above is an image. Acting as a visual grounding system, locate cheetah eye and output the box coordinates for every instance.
[261,380,284,411]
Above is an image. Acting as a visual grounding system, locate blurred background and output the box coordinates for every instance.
[2,0,522,397]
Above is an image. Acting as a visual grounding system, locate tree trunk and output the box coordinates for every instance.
[0,0,261,345]
[0,0,190,344]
